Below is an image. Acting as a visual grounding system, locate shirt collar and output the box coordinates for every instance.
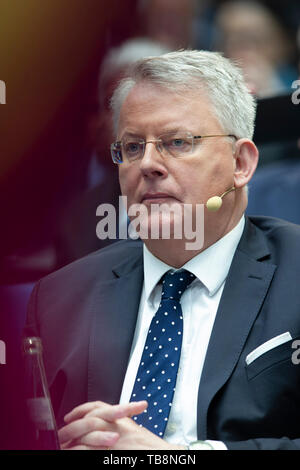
[143,216,245,302]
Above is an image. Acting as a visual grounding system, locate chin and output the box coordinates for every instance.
[127,203,186,241]
[147,213,184,241]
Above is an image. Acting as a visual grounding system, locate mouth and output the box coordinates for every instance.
[140,192,179,204]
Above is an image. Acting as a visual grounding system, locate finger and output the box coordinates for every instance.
[63,444,101,450]
[72,430,119,448]
[60,440,86,450]
[60,440,72,450]
[58,416,107,444]
[115,401,148,419]
[86,401,148,422]
[64,401,109,423]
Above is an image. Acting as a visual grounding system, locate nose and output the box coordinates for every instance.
[139,141,168,179]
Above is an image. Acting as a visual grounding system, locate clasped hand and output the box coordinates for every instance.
[58,400,184,450]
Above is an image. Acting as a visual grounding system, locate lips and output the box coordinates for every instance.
[140,192,178,203]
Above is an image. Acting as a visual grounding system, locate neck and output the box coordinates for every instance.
[143,203,246,268]
[143,238,202,268]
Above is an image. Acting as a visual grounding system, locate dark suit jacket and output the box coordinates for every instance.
[25,216,300,450]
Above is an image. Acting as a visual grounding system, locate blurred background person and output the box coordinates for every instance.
[55,37,170,267]
[89,37,171,192]
[246,12,300,224]
[212,0,300,192]
[214,0,297,97]
[137,0,198,49]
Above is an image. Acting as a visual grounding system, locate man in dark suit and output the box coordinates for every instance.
[25,50,300,450]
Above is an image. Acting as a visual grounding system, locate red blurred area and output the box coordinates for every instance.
[0,0,137,276]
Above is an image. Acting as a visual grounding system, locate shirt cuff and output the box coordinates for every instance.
[205,440,228,450]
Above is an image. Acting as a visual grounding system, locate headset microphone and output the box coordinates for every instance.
[206,186,235,212]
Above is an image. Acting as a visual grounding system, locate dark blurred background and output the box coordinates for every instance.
[0,0,299,449]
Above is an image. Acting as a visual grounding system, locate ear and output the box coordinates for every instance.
[233,138,259,189]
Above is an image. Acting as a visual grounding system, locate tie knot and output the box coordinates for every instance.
[161,269,195,301]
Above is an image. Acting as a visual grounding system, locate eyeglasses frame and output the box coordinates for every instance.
[111,133,237,164]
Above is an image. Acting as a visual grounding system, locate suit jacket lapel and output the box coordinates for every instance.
[87,245,144,404]
[197,218,276,439]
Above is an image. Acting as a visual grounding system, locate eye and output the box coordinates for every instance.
[164,136,192,153]
[172,138,185,147]
[124,141,141,155]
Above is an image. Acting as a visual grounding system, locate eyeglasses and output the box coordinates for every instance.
[111,131,237,164]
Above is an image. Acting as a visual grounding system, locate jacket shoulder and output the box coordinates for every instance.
[247,215,300,258]
[38,239,143,288]
[248,215,300,238]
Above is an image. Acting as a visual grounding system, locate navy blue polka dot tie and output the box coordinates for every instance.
[130,269,195,437]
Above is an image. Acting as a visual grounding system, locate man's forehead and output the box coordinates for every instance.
[118,81,218,136]
[122,81,203,107]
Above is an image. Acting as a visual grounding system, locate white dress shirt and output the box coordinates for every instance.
[119,216,245,449]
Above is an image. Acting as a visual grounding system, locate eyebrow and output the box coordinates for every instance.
[119,127,191,140]
[120,131,144,140]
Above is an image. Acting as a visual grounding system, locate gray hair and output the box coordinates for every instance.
[110,49,257,139]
